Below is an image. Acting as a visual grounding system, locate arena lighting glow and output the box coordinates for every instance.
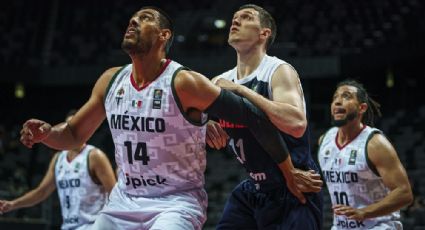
[15,82,25,99]
[214,19,226,29]
[386,70,394,88]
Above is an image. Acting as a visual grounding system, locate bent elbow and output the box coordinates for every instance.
[405,190,414,206]
[401,185,414,206]
[290,121,307,138]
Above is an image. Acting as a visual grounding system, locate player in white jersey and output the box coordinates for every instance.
[318,80,413,229]
[0,111,116,230]
[19,6,322,230]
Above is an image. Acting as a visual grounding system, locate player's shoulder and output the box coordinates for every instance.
[367,132,392,150]
[174,69,209,88]
[88,147,107,159]
[100,66,126,82]
[95,66,127,96]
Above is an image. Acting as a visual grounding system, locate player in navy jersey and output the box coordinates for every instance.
[207,4,323,229]
[0,110,116,230]
[318,80,412,229]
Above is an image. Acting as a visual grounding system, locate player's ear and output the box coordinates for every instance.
[159,29,172,42]
[260,28,271,40]
[359,102,368,114]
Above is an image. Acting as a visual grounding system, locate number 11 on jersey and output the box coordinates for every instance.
[229,138,246,164]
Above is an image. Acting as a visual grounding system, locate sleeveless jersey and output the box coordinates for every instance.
[55,145,106,230]
[318,126,402,229]
[104,60,207,197]
[216,55,317,190]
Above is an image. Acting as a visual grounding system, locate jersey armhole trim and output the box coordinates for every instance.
[365,130,381,177]
[171,67,208,127]
[53,152,61,182]
[104,65,128,103]
[318,127,334,149]
[87,148,102,185]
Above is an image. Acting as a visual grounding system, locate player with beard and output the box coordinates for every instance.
[318,80,413,229]
[20,6,321,230]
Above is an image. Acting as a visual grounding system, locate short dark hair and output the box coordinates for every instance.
[336,79,382,126]
[140,6,174,53]
[239,4,276,50]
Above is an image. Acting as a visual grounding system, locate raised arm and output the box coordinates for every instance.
[20,67,121,150]
[334,133,413,220]
[89,148,116,194]
[175,70,322,203]
[0,153,58,214]
[216,64,307,138]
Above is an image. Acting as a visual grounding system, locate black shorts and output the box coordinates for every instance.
[217,179,323,230]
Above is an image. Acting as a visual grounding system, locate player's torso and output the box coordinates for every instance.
[55,145,105,229]
[104,61,207,197]
[218,55,313,188]
[318,126,400,229]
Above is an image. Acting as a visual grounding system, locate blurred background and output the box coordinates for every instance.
[0,0,424,229]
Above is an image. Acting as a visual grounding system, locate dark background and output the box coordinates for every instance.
[0,0,424,229]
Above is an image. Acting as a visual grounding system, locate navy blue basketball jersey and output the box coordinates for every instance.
[217,55,317,190]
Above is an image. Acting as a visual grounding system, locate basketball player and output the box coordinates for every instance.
[19,6,321,230]
[318,80,413,229]
[0,110,116,230]
[207,4,323,229]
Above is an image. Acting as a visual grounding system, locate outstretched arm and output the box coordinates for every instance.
[0,153,58,214]
[20,67,121,150]
[333,134,413,220]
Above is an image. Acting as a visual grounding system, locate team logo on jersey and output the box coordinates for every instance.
[131,100,142,108]
[348,150,357,165]
[74,162,80,173]
[58,164,64,174]
[153,89,163,109]
[323,150,330,163]
[115,87,125,106]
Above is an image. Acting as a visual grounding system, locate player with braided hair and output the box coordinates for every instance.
[318,79,413,229]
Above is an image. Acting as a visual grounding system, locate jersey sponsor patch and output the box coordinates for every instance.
[153,89,163,109]
[348,150,357,165]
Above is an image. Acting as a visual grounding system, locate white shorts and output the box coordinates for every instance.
[91,185,207,230]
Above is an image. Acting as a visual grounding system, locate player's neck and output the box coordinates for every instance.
[67,144,86,162]
[236,47,266,79]
[337,122,365,144]
[131,52,167,87]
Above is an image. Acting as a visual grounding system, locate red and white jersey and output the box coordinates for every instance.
[318,126,402,229]
[104,60,207,197]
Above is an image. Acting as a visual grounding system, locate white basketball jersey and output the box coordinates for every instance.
[318,126,402,229]
[104,60,207,197]
[217,54,307,114]
[55,145,106,230]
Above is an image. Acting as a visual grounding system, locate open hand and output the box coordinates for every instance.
[213,78,241,93]
[292,169,323,193]
[206,121,229,149]
[333,204,366,221]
